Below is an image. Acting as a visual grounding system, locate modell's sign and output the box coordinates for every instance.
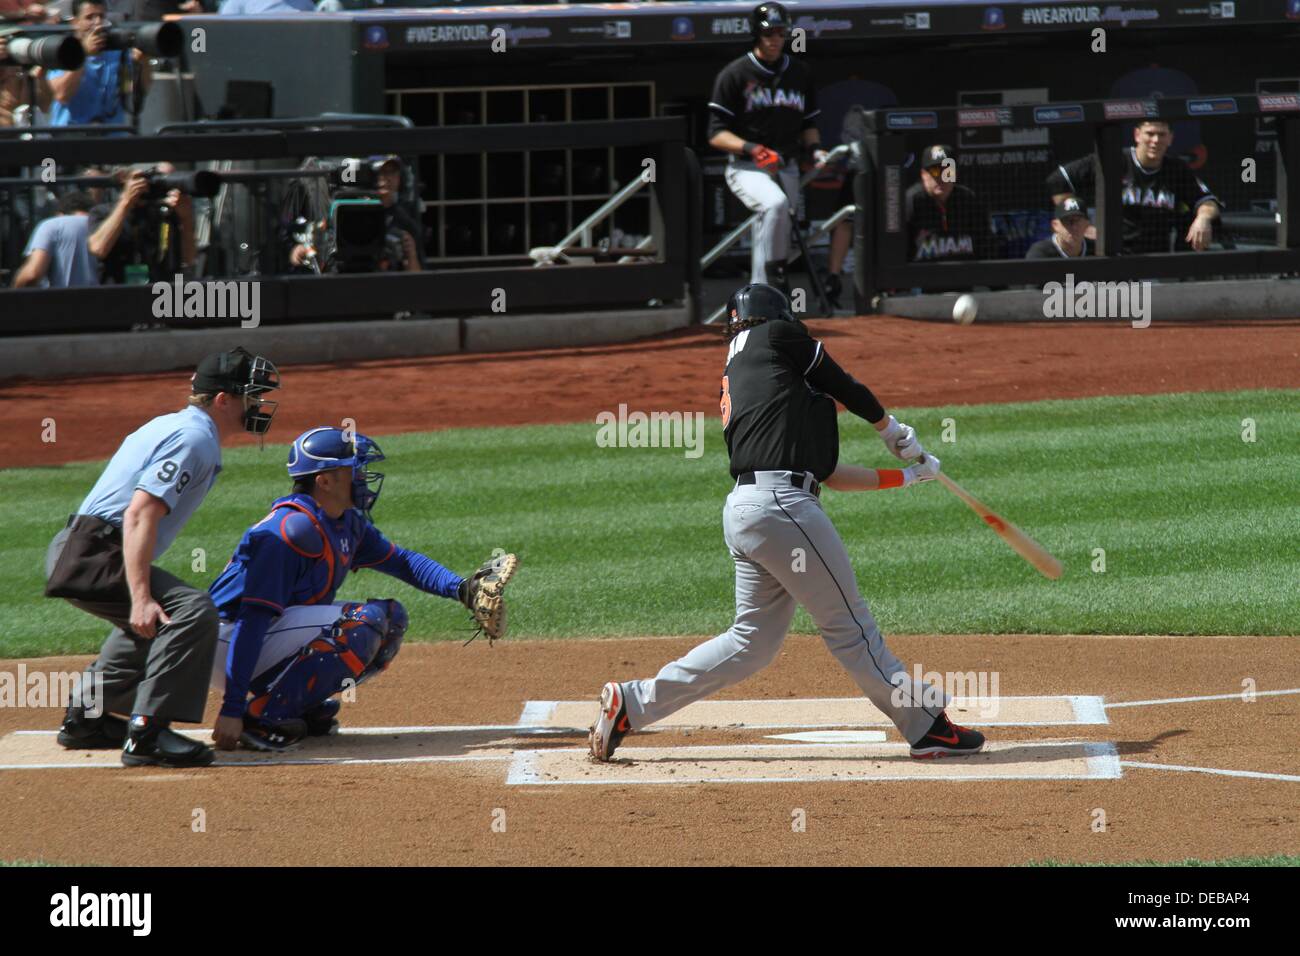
[1103,99,1155,120]
[1258,94,1300,112]
[958,107,1011,127]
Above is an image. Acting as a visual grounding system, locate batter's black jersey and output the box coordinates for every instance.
[1047,148,1218,254]
[708,52,820,159]
[905,182,995,261]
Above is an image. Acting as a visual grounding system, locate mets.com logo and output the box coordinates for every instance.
[1187,97,1238,116]
[1021,5,1160,25]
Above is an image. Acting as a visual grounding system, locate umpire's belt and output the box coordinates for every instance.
[736,470,820,498]
[66,513,123,541]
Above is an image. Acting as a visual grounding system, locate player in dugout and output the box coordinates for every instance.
[906,143,997,263]
[1048,118,1221,254]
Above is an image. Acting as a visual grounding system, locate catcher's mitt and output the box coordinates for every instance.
[457,552,519,645]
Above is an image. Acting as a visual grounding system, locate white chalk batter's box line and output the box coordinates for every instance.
[517,695,1109,728]
[505,741,1123,786]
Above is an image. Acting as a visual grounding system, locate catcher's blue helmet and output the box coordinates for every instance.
[287,426,386,517]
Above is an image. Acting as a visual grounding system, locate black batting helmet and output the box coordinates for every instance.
[751,2,791,40]
[726,282,795,337]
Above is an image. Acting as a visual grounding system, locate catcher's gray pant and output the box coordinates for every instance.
[46,527,219,724]
[621,471,946,746]
[724,158,801,284]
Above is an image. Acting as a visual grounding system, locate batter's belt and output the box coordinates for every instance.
[735,470,821,498]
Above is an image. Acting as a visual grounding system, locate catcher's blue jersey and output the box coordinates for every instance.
[209,493,397,619]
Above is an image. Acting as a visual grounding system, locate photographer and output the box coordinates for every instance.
[286,155,424,274]
[13,189,99,287]
[45,0,151,127]
[87,163,197,283]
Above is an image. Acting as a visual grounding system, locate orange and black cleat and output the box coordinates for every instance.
[909,711,986,759]
[588,681,632,762]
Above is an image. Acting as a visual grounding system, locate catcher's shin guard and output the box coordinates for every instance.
[246,600,405,722]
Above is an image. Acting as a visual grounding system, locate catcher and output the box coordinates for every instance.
[206,425,517,752]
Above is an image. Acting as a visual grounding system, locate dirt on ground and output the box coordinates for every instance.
[0,635,1296,866]
[1,315,1297,866]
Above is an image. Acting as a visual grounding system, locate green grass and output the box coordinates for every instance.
[0,389,1295,658]
[1029,854,1300,867]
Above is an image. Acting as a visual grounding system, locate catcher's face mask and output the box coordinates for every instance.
[350,436,386,520]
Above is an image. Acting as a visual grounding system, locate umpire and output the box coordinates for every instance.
[709,2,826,292]
[45,347,281,768]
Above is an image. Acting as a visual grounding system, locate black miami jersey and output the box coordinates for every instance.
[1048,148,1218,253]
[708,52,820,158]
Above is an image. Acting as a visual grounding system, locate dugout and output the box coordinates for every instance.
[179,1,1300,268]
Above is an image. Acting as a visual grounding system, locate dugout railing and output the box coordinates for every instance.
[851,94,1300,314]
[0,118,700,334]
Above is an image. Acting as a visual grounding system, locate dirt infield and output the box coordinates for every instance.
[0,635,1296,866]
[5,316,1300,468]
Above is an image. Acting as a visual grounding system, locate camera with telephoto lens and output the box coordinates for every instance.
[100,21,182,57]
[139,167,222,200]
[0,29,85,69]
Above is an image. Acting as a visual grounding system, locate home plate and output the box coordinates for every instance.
[506,741,1122,785]
[521,695,1106,730]
[766,731,888,743]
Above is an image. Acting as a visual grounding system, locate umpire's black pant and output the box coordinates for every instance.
[46,528,219,724]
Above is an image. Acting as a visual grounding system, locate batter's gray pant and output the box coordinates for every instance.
[46,528,219,724]
[724,158,801,284]
[622,472,946,746]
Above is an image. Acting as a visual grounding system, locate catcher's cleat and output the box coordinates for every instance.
[458,552,519,646]
[588,681,631,762]
[121,716,215,768]
[58,706,129,750]
[302,699,341,737]
[909,711,985,759]
[239,716,308,753]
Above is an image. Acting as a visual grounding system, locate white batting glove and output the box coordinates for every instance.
[903,453,940,485]
[878,415,921,461]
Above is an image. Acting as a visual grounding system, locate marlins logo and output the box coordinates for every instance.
[744,81,806,114]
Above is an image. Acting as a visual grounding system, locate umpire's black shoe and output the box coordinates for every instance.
[121,716,215,768]
[240,716,308,752]
[302,699,341,737]
[58,707,129,750]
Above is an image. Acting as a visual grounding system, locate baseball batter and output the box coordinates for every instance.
[207,426,517,752]
[591,283,986,761]
[710,2,826,291]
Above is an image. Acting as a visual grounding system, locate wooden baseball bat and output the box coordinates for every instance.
[922,457,1063,580]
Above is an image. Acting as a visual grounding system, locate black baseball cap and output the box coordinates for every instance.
[921,144,956,171]
[192,347,279,396]
[368,154,402,173]
[1053,195,1089,222]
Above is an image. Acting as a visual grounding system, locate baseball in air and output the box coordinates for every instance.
[953,294,978,325]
